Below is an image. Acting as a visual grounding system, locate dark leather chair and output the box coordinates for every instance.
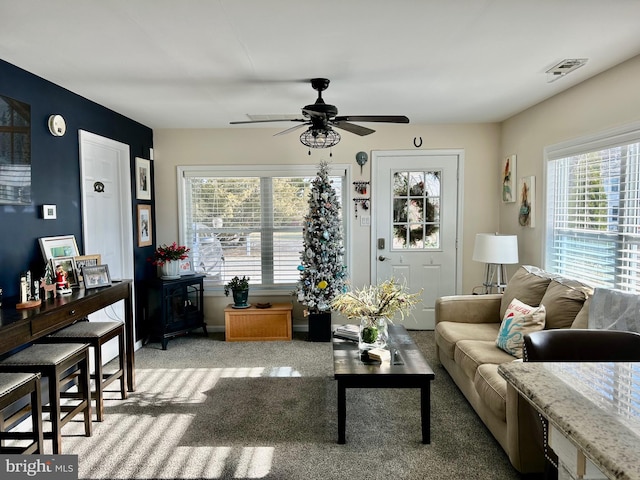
[523,329,640,480]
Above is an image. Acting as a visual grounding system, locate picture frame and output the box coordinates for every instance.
[137,204,152,247]
[39,235,80,262]
[135,157,152,200]
[179,253,195,276]
[82,264,112,289]
[74,254,102,284]
[518,175,536,228]
[42,204,57,220]
[502,154,516,203]
[51,257,79,288]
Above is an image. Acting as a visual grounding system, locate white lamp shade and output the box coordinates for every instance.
[472,233,519,264]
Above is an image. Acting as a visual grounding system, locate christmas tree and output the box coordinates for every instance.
[296,161,347,314]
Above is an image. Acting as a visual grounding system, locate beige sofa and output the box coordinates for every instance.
[434,265,593,473]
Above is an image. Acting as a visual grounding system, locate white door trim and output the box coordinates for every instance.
[370,149,464,295]
[78,130,137,352]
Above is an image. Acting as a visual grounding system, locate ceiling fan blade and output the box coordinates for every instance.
[331,121,375,136]
[230,118,305,125]
[333,115,410,124]
[274,123,310,136]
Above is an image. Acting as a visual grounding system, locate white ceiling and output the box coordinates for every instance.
[2,0,640,130]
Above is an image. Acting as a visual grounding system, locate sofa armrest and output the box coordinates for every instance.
[435,294,503,326]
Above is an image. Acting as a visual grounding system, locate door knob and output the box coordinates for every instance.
[378,255,387,261]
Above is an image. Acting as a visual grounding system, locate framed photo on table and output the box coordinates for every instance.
[51,257,79,288]
[135,157,152,200]
[39,235,80,263]
[82,264,112,290]
[179,253,195,275]
[74,254,102,284]
[137,204,152,247]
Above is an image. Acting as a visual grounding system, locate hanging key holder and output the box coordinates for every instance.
[353,181,369,195]
[353,197,370,218]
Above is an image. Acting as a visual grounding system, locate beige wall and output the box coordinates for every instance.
[154,123,500,328]
[500,54,640,268]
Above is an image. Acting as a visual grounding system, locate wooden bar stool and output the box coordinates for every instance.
[42,321,127,422]
[0,372,44,454]
[0,343,92,454]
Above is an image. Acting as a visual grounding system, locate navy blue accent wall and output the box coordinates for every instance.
[0,59,155,331]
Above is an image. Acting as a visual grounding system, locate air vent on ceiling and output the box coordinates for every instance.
[546,58,588,83]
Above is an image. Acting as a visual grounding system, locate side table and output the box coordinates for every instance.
[145,274,207,349]
[224,303,292,341]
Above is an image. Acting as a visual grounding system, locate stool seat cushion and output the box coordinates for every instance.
[0,372,39,397]
[0,343,88,367]
[49,321,122,339]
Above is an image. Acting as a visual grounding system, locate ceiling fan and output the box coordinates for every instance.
[230,78,409,149]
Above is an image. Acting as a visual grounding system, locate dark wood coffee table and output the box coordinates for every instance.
[332,323,435,444]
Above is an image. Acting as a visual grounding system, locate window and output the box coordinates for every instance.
[178,165,347,291]
[392,170,441,249]
[545,123,640,293]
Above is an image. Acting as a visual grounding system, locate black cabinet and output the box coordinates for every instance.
[145,274,207,349]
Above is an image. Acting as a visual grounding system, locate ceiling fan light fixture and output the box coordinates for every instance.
[299,128,341,149]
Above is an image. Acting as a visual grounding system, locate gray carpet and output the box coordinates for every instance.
[56,331,533,479]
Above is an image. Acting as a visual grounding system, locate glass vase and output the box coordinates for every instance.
[359,316,389,351]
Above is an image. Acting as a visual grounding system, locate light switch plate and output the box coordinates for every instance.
[360,215,370,227]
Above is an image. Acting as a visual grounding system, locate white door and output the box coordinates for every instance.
[79,130,135,358]
[372,150,462,329]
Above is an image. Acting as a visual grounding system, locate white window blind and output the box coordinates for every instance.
[178,166,346,290]
[545,124,640,292]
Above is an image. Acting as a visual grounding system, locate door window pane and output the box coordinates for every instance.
[392,170,441,249]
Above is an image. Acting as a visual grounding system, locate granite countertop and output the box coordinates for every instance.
[499,362,640,480]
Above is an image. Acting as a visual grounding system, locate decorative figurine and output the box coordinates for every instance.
[55,264,72,295]
[16,270,42,309]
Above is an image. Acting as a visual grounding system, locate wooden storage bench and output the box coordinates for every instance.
[224,303,293,341]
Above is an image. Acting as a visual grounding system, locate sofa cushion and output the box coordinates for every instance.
[454,339,516,380]
[500,266,554,320]
[496,298,546,358]
[474,363,508,421]
[571,296,590,329]
[540,279,591,329]
[435,322,501,360]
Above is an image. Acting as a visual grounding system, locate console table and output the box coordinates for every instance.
[0,280,135,391]
[499,362,640,480]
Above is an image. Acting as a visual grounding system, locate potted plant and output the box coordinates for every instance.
[224,275,250,307]
[148,242,190,279]
[331,278,421,351]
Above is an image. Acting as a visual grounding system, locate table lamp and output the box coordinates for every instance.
[472,233,519,294]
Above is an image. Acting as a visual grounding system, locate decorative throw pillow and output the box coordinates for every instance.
[496,298,546,358]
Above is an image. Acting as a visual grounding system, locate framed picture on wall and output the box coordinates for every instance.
[135,157,152,200]
[502,154,516,203]
[39,235,80,263]
[518,176,535,228]
[137,204,152,247]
